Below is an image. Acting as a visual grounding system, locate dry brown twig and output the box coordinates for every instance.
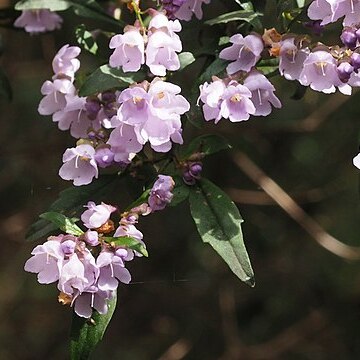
[232,152,360,261]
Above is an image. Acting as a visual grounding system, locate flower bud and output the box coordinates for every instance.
[341,27,358,49]
[95,147,115,168]
[351,51,360,71]
[337,61,354,82]
[189,162,202,179]
[183,171,196,185]
[84,230,99,246]
[61,239,76,255]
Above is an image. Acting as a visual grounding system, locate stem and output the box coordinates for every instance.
[131,1,146,32]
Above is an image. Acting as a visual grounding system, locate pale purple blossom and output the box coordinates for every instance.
[161,0,187,19]
[146,13,182,76]
[279,38,310,81]
[84,230,100,247]
[107,123,143,163]
[14,9,62,34]
[299,50,340,94]
[109,25,145,72]
[52,94,96,139]
[38,79,75,116]
[96,251,131,291]
[220,82,256,122]
[148,175,175,211]
[74,289,115,318]
[59,144,98,186]
[24,239,64,284]
[198,79,226,123]
[243,70,282,116]
[81,201,117,229]
[94,147,115,168]
[52,44,81,79]
[219,33,264,74]
[175,0,211,21]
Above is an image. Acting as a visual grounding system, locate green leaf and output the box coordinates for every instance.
[205,10,262,26]
[256,58,279,76]
[0,67,12,102]
[170,176,190,206]
[70,295,117,360]
[70,0,125,28]
[75,24,98,55]
[198,58,228,84]
[40,212,84,236]
[79,64,145,96]
[235,0,255,11]
[189,179,254,286]
[26,175,123,242]
[296,0,305,7]
[15,0,71,11]
[179,134,232,160]
[178,52,196,71]
[103,236,148,257]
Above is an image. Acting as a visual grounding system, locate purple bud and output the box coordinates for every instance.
[85,98,101,120]
[101,91,116,103]
[183,171,196,185]
[341,27,358,49]
[351,52,360,71]
[115,248,128,258]
[95,147,115,168]
[84,230,99,246]
[189,162,202,178]
[356,28,360,42]
[337,62,354,82]
[61,239,76,255]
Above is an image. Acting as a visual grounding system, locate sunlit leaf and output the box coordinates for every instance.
[189,179,254,286]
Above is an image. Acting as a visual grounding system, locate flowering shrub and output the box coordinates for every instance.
[4,0,360,357]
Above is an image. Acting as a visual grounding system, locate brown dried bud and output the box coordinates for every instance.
[58,292,72,306]
[96,220,115,234]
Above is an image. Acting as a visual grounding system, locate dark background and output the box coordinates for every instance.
[1,0,360,359]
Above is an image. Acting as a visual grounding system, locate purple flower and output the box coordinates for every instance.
[107,123,143,163]
[299,50,341,93]
[52,44,81,79]
[175,0,211,21]
[198,79,226,123]
[14,9,62,34]
[24,239,64,284]
[114,223,145,259]
[38,79,75,116]
[59,144,98,186]
[220,81,256,122]
[109,25,145,72]
[146,13,182,76]
[81,201,117,229]
[243,70,282,116]
[219,33,264,74]
[161,0,187,19]
[279,38,310,81]
[74,289,115,318]
[96,251,131,291]
[148,175,175,211]
[52,94,96,139]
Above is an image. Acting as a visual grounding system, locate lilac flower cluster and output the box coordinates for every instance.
[109,12,182,76]
[38,43,189,186]
[25,202,137,318]
[25,176,175,318]
[14,9,62,34]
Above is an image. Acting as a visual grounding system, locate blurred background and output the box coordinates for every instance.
[1,0,360,359]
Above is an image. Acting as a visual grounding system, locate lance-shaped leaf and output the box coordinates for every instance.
[79,64,145,96]
[70,294,117,360]
[102,236,148,257]
[75,24,98,55]
[26,175,123,242]
[178,52,196,71]
[189,179,254,286]
[179,134,232,160]
[40,212,84,236]
[205,10,261,26]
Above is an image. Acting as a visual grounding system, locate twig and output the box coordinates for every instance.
[233,152,360,260]
[158,339,192,360]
